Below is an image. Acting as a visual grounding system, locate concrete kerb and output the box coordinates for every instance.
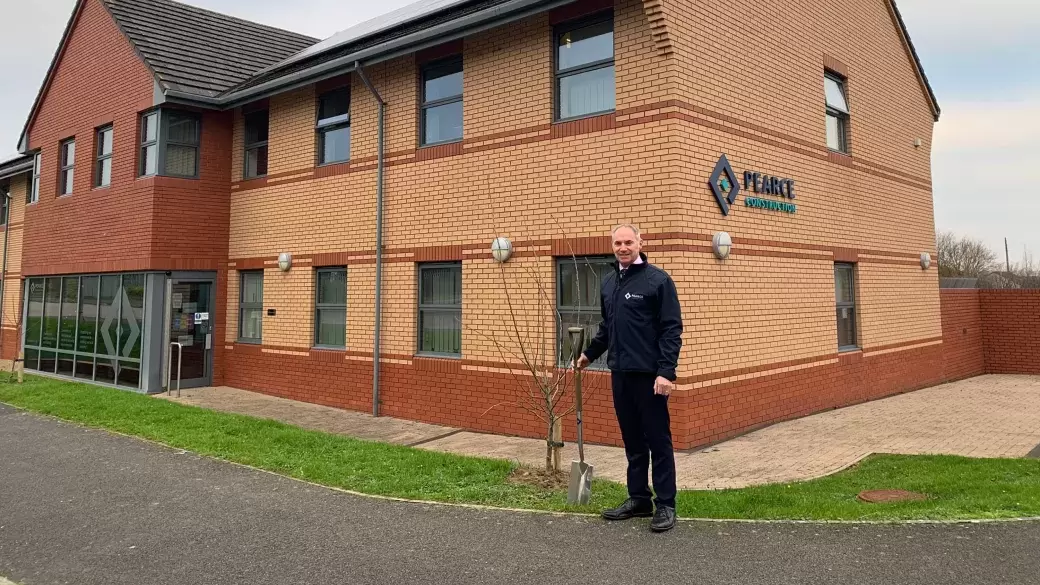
[5,400,1040,527]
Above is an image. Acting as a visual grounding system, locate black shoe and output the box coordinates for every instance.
[601,498,654,521]
[650,506,676,532]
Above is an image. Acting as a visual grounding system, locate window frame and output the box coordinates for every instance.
[0,183,9,225]
[553,12,616,123]
[138,109,201,179]
[313,267,347,348]
[834,262,859,352]
[825,71,850,154]
[139,111,159,177]
[238,270,264,344]
[94,125,113,188]
[161,111,201,179]
[556,255,613,369]
[416,262,462,357]
[419,55,464,147]
[59,138,75,196]
[29,152,41,204]
[21,273,146,388]
[243,109,270,179]
[316,88,352,166]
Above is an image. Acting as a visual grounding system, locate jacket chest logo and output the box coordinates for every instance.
[624,292,644,300]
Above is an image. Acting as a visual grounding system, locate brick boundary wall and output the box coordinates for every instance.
[939,289,986,381]
[980,290,1040,375]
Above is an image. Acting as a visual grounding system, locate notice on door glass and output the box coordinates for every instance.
[194,312,210,324]
[178,335,194,347]
[172,293,183,309]
[183,302,197,314]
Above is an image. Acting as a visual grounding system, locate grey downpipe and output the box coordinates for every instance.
[0,191,9,360]
[354,61,386,417]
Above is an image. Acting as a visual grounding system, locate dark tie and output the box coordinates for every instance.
[620,267,628,280]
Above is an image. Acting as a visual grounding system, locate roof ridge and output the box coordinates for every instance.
[103,0,320,44]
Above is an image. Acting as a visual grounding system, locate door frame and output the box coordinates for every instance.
[163,273,217,390]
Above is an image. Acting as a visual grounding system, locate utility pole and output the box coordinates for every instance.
[1005,238,1011,274]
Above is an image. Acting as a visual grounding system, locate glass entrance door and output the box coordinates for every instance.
[169,281,213,388]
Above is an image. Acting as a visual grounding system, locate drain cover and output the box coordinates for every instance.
[857,489,928,503]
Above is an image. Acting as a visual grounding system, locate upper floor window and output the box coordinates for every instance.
[163,112,200,177]
[139,110,201,178]
[420,56,463,145]
[29,152,40,204]
[59,139,75,195]
[243,110,269,179]
[317,88,351,165]
[95,125,113,188]
[1,183,9,225]
[825,72,850,153]
[555,14,615,121]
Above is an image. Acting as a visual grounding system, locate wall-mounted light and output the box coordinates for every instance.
[278,252,292,272]
[712,231,732,260]
[920,252,931,270]
[491,237,513,263]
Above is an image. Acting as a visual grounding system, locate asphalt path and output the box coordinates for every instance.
[1,403,1037,585]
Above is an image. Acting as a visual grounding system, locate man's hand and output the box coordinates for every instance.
[574,353,590,370]
[654,376,674,396]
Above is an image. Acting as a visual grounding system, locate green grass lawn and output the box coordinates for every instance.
[2,375,1039,521]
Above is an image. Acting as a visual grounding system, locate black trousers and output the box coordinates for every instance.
[611,371,676,509]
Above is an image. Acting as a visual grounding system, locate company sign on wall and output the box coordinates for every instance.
[708,154,797,216]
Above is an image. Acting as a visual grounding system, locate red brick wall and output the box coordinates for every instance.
[223,344,622,445]
[22,0,232,276]
[150,109,233,271]
[980,290,1040,375]
[23,0,157,276]
[682,345,944,448]
[224,341,946,449]
[939,289,986,381]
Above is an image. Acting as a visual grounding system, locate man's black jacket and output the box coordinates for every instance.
[582,253,683,381]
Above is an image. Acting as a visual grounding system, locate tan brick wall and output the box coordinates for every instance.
[218,0,943,446]
[2,175,28,359]
[464,15,552,139]
[858,262,941,348]
[223,0,939,366]
[660,0,935,178]
[269,86,318,174]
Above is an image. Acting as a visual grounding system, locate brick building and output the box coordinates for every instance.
[1,0,950,449]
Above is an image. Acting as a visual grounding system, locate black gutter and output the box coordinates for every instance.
[163,0,577,110]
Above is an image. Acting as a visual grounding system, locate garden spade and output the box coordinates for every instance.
[567,327,594,505]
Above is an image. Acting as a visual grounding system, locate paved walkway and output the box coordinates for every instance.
[156,374,1040,489]
[8,403,1040,585]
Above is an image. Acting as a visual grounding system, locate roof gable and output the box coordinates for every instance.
[887,0,940,121]
[102,0,319,98]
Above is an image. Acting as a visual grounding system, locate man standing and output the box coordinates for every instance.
[576,224,683,533]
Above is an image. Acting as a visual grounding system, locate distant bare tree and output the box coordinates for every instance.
[936,230,998,278]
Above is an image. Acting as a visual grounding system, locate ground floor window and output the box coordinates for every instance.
[835,263,858,350]
[23,273,146,388]
[556,255,613,368]
[417,262,462,355]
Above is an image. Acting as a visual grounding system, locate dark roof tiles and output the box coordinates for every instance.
[103,0,319,98]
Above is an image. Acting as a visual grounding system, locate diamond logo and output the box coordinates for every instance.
[625,293,631,300]
[708,154,741,216]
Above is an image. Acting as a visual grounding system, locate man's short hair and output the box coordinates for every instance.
[612,224,641,239]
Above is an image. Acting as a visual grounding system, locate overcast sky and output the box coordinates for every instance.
[1,0,1036,262]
